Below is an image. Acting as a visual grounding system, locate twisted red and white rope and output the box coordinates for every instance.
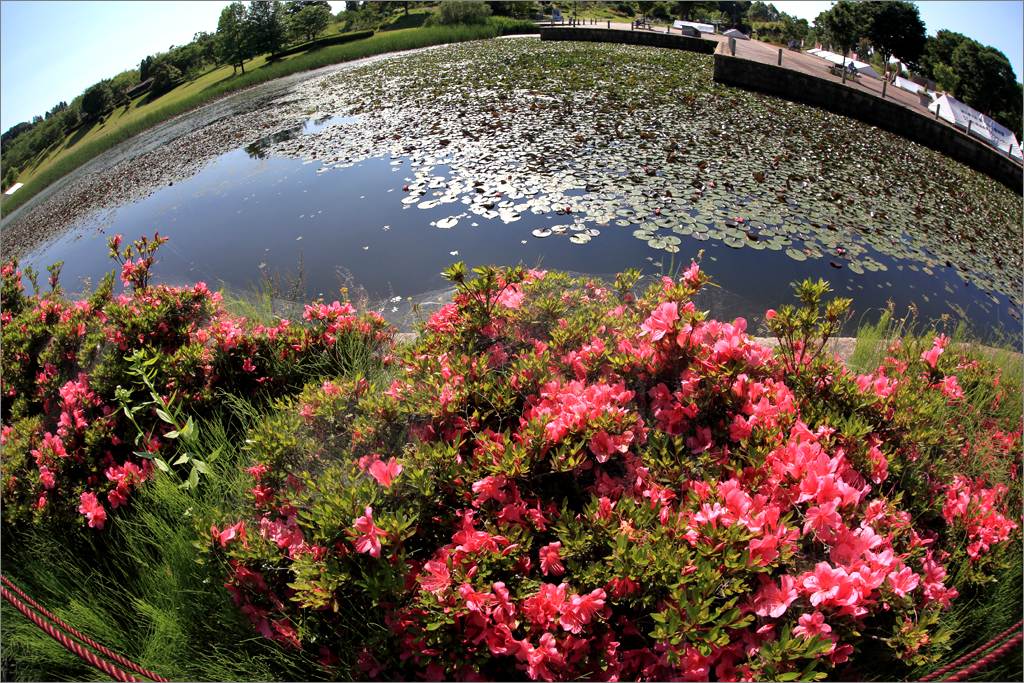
[920,618,1023,682]
[1,574,167,682]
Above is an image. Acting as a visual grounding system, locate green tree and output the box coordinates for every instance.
[192,31,219,64]
[862,1,925,78]
[672,1,715,21]
[951,41,1018,117]
[248,1,288,56]
[780,13,808,44]
[486,1,536,18]
[216,2,253,74]
[81,82,115,121]
[748,1,779,22]
[150,61,183,95]
[717,1,751,28]
[820,0,862,79]
[285,0,331,13]
[288,3,332,43]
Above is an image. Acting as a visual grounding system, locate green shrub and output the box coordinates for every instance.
[433,0,493,25]
[207,263,1020,680]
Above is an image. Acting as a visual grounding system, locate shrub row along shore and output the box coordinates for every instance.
[0,17,535,217]
[1,236,1020,681]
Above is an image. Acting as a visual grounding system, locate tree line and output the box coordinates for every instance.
[1,1,334,191]
[812,0,1021,138]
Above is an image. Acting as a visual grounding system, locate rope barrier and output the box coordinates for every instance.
[2,571,1020,682]
[919,619,1023,682]
[943,631,1023,682]
[0,575,168,682]
[1,584,139,682]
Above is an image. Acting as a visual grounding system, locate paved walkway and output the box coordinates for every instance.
[723,38,957,133]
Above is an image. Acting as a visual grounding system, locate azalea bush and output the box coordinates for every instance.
[0,234,392,534]
[207,263,1020,680]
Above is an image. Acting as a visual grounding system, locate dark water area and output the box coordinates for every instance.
[22,117,1021,341]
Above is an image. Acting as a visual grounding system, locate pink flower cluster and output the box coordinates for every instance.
[206,265,1019,680]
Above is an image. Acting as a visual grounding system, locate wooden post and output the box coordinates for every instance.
[607,20,610,29]
[935,103,940,120]
[729,37,736,55]
[881,78,887,98]
[777,48,782,65]
[967,120,972,137]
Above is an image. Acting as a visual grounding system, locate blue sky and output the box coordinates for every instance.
[2,1,1022,132]
[0,1,344,132]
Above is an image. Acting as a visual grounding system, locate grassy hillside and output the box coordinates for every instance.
[1,12,533,217]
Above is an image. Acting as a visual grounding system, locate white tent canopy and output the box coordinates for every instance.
[893,75,925,95]
[673,20,714,34]
[928,94,1023,159]
[805,49,881,79]
[722,28,749,40]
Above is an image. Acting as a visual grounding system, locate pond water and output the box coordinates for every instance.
[18,39,1023,340]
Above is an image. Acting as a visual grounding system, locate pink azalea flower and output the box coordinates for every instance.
[939,375,964,400]
[682,260,701,286]
[792,612,832,639]
[639,302,679,341]
[886,566,920,597]
[216,521,247,548]
[801,562,845,607]
[78,491,107,529]
[558,588,606,634]
[38,465,56,490]
[752,574,798,618]
[921,334,949,369]
[419,557,451,595]
[368,457,403,488]
[539,541,565,576]
[352,506,386,558]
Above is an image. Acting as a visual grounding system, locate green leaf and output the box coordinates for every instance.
[133,450,154,460]
[776,672,801,681]
[164,430,180,440]
[172,453,190,466]
[192,459,209,475]
[178,417,196,441]
[154,457,170,473]
[155,409,175,424]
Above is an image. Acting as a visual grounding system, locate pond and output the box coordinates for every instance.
[13,39,1023,339]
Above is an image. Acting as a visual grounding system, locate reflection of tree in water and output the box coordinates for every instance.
[245,124,303,159]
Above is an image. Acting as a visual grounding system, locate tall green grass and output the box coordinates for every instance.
[0,312,398,680]
[849,310,1022,683]
[1,17,536,217]
[1,413,323,681]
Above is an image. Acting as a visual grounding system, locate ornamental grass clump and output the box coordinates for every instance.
[1,234,392,534]
[207,263,1020,680]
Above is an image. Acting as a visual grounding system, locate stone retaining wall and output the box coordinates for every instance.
[539,26,717,54]
[713,51,1023,193]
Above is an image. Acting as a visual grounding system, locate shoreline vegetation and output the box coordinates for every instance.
[1,237,1020,681]
[0,14,535,218]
